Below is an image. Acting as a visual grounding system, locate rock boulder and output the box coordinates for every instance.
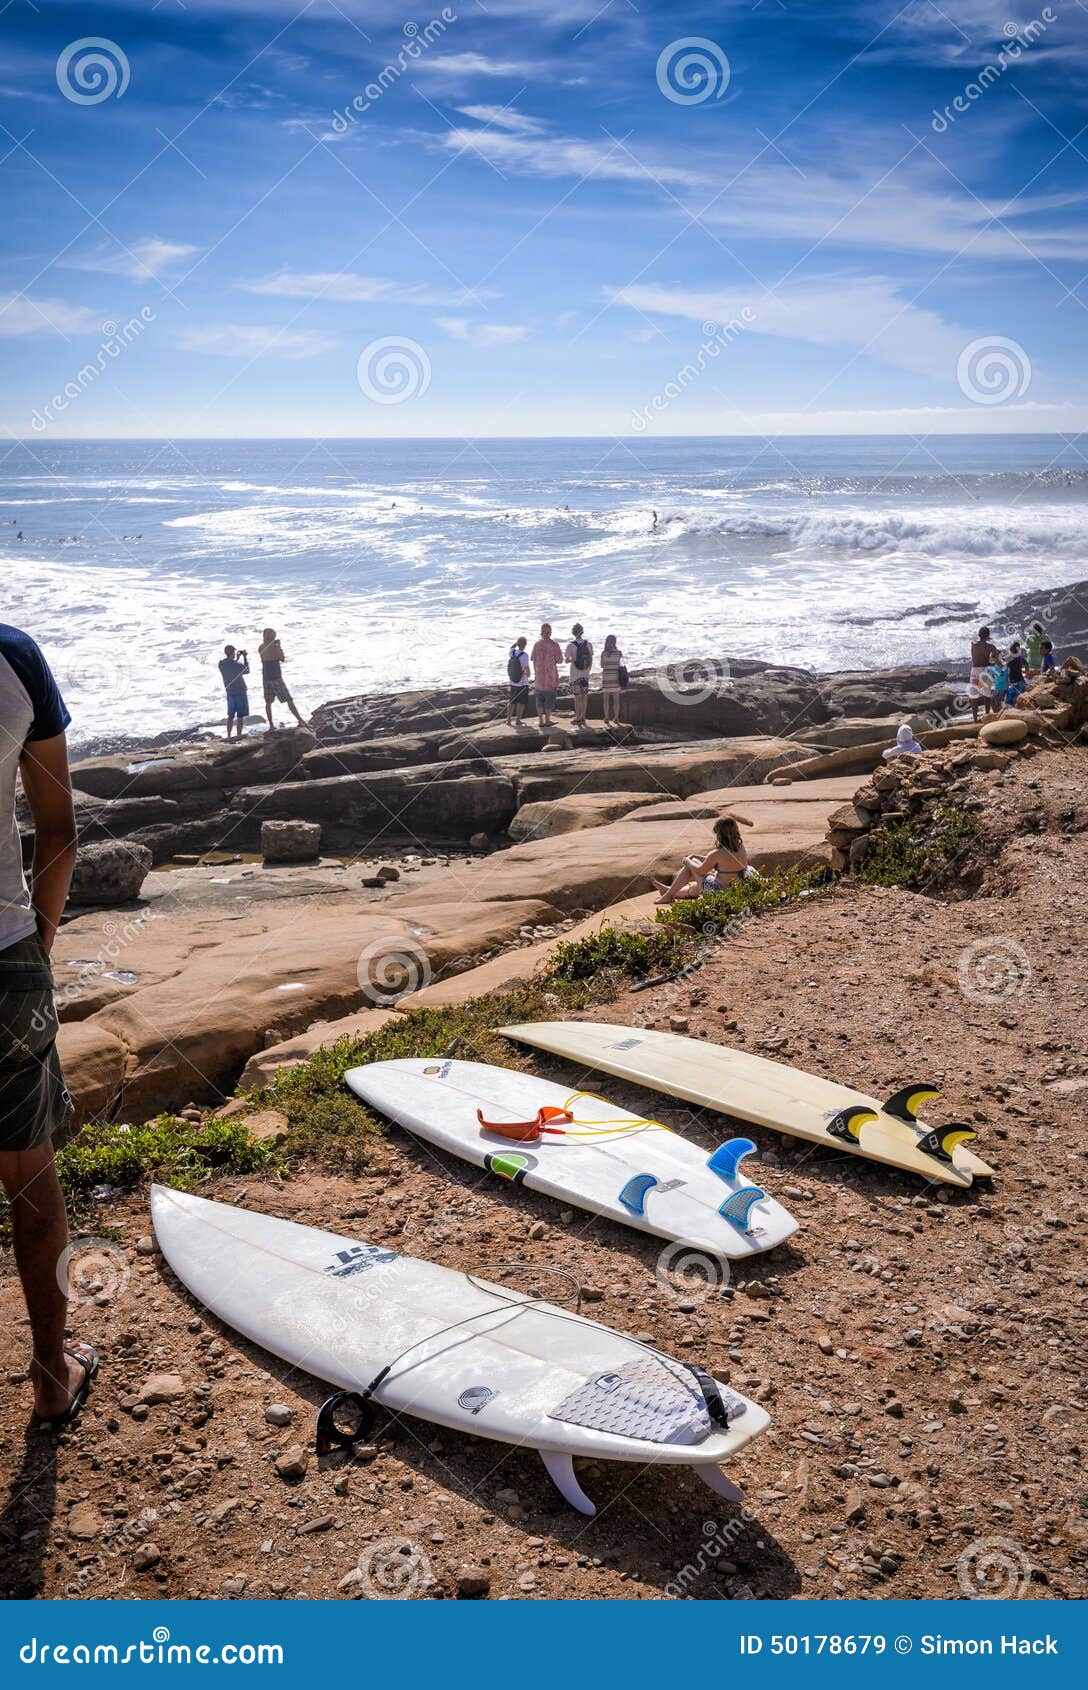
[67,841,153,907]
[261,820,322,862]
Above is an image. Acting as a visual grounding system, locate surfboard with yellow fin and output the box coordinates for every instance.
[500,1023,993,1188]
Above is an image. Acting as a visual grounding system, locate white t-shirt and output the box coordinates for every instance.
[1,626,71,950]
[509,647,530,688]
[565,637,593,679]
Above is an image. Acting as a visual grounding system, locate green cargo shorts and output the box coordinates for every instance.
[0,934,72,1153]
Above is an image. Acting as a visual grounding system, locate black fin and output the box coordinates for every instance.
[915,1122,978,1166]
[883,1083,941,1122]
[826,1106,878,1144]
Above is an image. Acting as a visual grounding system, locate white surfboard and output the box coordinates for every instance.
[500,1023,992,1188]
[344,1058,797,1259]
[151,1184,768,1515]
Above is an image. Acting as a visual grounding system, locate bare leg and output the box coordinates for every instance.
[654,862,703,904]
[0,1141,88,1418]
[281,687,304,726]
[265,700,275,730]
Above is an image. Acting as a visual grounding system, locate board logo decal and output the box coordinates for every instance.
[458,1385,497,1415]
[611,1037,643,1050]
[593,1372,623,1394]
[484,1150,537,1185]
[324,1243,399,1279]
[422,1060,453,1078]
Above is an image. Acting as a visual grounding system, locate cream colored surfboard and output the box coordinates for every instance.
[501,1023,992,1188]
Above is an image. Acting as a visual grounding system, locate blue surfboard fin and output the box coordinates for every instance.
[618,1173,659,1217]
[707,1137,757,1183]
[718,1185,767,1230]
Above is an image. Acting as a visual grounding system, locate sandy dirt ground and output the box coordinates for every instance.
[1,748,1086,1602]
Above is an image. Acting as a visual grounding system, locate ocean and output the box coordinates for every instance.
[3,434,1086,750]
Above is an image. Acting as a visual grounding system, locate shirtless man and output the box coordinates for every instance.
[969,626,1000,723]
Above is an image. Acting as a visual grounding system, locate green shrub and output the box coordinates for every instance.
[654,863,827,932]
[49,1115,277,1205]
[859,803,978,889]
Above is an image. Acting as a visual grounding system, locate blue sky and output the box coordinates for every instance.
[3,0,1087,436]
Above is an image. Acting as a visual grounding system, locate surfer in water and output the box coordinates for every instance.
[653,814,756,904]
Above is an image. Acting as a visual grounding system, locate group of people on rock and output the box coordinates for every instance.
[506,622,627,731]
[968,621,1056,723]
[216,628,304,738]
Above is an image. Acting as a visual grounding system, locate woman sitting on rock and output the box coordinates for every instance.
[652,813,755,904]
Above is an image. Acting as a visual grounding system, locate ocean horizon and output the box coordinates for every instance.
[5,431,1085,749]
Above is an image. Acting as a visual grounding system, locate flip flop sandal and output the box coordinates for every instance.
[32,1344,99,1434]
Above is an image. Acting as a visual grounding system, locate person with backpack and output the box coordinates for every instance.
[530,623,563,729]
[600,633,626,727]
[506,635,530,727]
[565,622,593,726]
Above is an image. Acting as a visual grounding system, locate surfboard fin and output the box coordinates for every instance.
[707,1137,757,1182]
[883,1083,941,1122]
[826,1106,879,1145]
[915,1122,978,1167]
[618,1173,658,1216]
[540,1449,596,1516]
[718,1185,767,1231]
[695,1465,744,1504]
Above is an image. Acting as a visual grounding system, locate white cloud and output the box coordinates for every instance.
[0,295,102,337]
[421,52,535,80]
[440,106,1088,261]
[174,323,335,359]
[240,270,497,306]
[71,236,198,281]
[695,153,1088,261]
[456,105,547,134]
[435,316,529,346]
[443,122,701,188]
[613,276,970,378]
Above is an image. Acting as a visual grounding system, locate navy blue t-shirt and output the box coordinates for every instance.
[0,624,71,742]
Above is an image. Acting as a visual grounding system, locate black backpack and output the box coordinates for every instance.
[573,637,592,671]
[507,648,524,684]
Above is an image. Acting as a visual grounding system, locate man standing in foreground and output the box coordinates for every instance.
[0,624,94,1427]
[258,627,305,731]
